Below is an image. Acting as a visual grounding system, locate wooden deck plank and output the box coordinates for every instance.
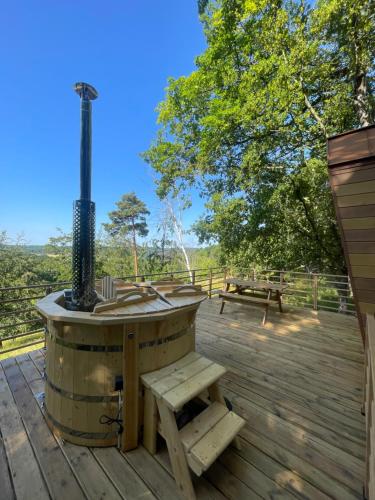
[197,340,365,427]
[240,427,362,500]
[204,459,262,499]
[220,374,365,447]
[233,436,331,500]
[0,424,16,500]
[200,307,364,356]
[62,442,123,500]
[197,328,363,401]
[122,446,184,500]
[200,299,361,345]
[221,364,364,433]
[154,446,226,500]
[196,299,365,499]
[1,357,86,499]
[0,418,16,500]
[210,300,362,337]
[228,394,363,494]
[197,320,363,393]
[198,332,362,410]
[197,336,363,416]
[199,312,363,370]
[0,299,365,500]
[92,447,158,500]
[219,376,365,459]
[209,303,360,340]
[0,364,49,500]
[218,449,298,499]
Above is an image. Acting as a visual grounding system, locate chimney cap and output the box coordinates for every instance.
[74,82,98,100]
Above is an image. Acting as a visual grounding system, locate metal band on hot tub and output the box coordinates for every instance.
[47,326,191,351]
[45,374,119,402]
[45,409,118,440]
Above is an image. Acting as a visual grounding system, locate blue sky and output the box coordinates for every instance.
[0,1,206,245]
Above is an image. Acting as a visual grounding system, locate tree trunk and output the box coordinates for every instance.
[353,30,372,127]
[131,222,139,276]
[161,231,166,267]
[166,200,193,283]
[354,72,371,127]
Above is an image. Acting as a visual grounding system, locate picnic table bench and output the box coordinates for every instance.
[219,278,288,325]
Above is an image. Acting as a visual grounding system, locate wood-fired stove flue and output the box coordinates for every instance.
[65,82,98,312]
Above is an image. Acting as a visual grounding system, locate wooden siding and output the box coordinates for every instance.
[328,125,375,166]
[328,124,375,341]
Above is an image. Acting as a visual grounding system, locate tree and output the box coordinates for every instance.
[165,198,193,282]
[103,193,150,276]
[143,0,374,274]
[314,0,374,127]
[43,228,72,281]
[0,232,44,287]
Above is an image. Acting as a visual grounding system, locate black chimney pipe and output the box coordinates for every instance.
[66,82,98,311]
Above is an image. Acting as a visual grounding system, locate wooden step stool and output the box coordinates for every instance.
[141,352,245,500]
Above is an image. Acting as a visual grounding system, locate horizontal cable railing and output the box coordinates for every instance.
[230,269,355,315]
[0,266,355,357]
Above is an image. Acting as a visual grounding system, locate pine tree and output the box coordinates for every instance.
[103,193,150,276]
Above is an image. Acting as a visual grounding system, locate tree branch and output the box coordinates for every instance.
[299,77,328,138]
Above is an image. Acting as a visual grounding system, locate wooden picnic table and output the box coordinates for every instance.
[219,278,288,325]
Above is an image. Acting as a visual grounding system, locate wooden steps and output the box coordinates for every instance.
[181,404,245,476]
[141,352,245,499]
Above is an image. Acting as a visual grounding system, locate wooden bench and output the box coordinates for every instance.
[141,352,245,500]
[219,291,278,325]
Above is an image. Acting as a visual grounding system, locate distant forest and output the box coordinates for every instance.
[0,230,221,288]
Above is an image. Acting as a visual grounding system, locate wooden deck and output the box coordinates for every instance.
[0,299,365,499]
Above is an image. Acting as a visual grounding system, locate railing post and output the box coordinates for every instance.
[280,271,284,284]
[191,270,196,285]
[312,274,318,310]
[223,267,228,291]
[208,269,213,298]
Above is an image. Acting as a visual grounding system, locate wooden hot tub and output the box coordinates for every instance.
[37,283,206,447]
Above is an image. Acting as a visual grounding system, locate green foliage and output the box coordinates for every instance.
[43,228,73,281]
[103,192,150,239]
[190,245,222,269]
[143,0,375,273]
[0,232,45,287]
[97,234,134,278]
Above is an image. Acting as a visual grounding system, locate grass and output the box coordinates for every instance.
[0,331,44,361]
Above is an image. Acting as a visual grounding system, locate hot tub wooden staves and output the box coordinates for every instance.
[37,284,206,446]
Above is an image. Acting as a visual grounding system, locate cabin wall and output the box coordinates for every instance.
[328,125,375,342]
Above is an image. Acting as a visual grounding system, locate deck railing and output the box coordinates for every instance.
[365,313,375,499]
[244,269,355,315]
[0,267,355,356]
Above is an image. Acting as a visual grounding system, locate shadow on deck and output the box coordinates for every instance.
[0,299,365,499]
